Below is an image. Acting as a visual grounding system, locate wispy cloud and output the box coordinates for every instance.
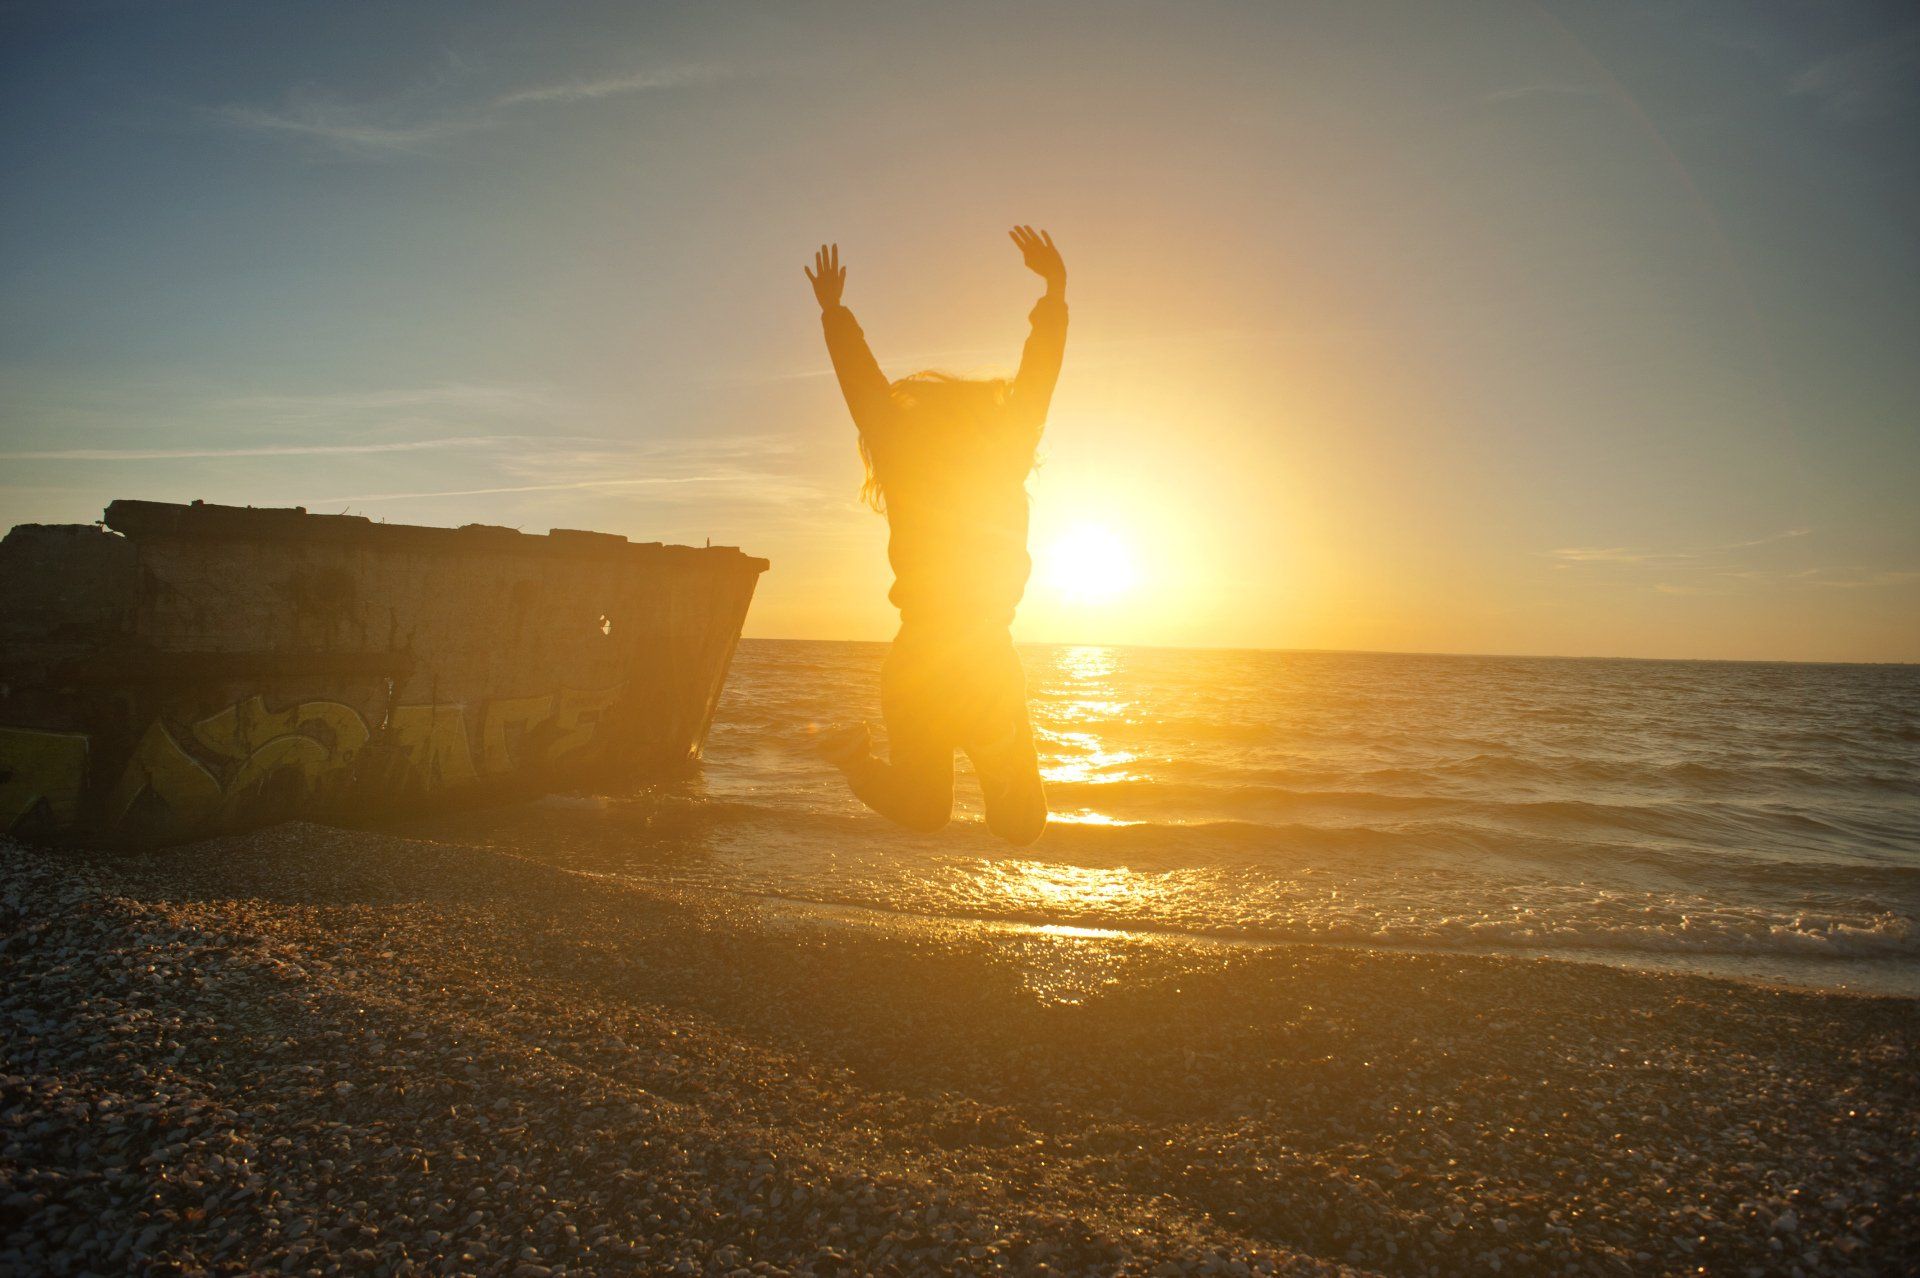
[1548,545,1656,565]
[1,380,576,462]
[316,475,752,503]
[1,368,831,528]
[493,64,725,108]
[0,436,500,462]
[1784,567,1920,590]
[312,432,828,510]
[215,61,728,157]
[1791,26,1920,123]
[211,101,481,155]
[1548,528,1810,568]
[214,383,565,424]
[1547,529,1914,595]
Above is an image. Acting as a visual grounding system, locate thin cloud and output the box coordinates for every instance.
[1549,546,1653,565]
[317,470,827,508]
[1,436,500,462]
[215,61,728,157]
[1550,529,1913,595]
[314,431,825,508]
[1719,528,1813,552]
[211,102,485,156]
[1791,26,1920,123]
[1790,567,1920,590]
[216,383,566,423]
[315,475,733,503]
[2,381,570,463]
[1548,527,1810,567]
[485,433,798,482]
[494,64,724,107]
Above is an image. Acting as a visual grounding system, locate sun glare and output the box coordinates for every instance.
[1044,524,1138,603]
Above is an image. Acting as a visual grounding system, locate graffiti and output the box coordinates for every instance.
[479,695,554,776]
[1,684,627,836]
[548,686,623,763]
[474,685,623,775]
[106,721,223,831]
[193,695,371,820]
[193,695,368,770]
[387,704,478,788]
[0,728,89,830]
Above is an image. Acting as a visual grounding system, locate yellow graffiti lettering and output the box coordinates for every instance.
[220,734,332,815]
[387,704,479,789]
[187,696,369,819]
[479,696,553,775]
[107,722,222,830]
[547,685,623,762]
[192,695,368,767]
[0,728,89,831]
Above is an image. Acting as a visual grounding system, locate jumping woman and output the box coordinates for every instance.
[805,227,1068,846]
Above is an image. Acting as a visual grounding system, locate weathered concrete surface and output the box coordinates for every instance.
[0,500,767,843]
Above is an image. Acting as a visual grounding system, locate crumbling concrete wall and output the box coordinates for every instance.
[0,500,766,844]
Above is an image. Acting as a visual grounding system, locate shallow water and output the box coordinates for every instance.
[416,640,1920,995]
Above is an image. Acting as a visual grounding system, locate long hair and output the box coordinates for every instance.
[860,372,1018,513]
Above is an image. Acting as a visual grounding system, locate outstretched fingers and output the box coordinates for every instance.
[1010,225,1056,253]
[807,243,846,292]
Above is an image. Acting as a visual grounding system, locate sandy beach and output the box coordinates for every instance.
[3,825,1914,1277]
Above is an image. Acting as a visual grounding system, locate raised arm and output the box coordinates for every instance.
[1007,226,1068,434]
[806,243,894,437]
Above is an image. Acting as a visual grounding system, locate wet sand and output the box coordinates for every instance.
[3,825,1915,1276]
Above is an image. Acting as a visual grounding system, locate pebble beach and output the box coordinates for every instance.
[3,825,1915,1276]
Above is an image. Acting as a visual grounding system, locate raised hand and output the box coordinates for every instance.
[804,243,846,311]
[1009,225,1066,292]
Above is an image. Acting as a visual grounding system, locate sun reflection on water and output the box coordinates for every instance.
[1035,645,1147,829]
[1039,731,1141,785]
[1060,645,1117,681]
[1047,810,1139,827]
[1052,698,1131,722]
[1032,923,1132,940]
[984,857,1156,916]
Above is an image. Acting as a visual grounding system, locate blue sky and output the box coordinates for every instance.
[2,1,1916,659]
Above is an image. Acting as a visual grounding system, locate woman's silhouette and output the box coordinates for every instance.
[805,227,1068,845]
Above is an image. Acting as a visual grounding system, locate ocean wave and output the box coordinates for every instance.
[734,882,1920,963]
[498,640,1920,987]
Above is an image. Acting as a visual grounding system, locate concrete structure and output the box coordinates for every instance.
[0,500,767,844]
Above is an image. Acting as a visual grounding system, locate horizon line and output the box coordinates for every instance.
[737,633,1920,668]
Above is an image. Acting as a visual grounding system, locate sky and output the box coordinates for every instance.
[2,0,1916,661]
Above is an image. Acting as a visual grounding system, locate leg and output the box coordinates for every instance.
[839,726,954,833]
[831,633,955,833]
[963,643,1048,847]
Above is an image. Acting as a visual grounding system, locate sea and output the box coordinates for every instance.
[421,640,1920,996]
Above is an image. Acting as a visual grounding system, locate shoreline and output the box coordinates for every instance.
[4,824,1916,1275]
[735,890,1920,1000]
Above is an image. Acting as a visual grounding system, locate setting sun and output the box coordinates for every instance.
[1043,523,1138,603]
